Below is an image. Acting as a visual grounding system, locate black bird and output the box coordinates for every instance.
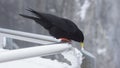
[19,9,84,47]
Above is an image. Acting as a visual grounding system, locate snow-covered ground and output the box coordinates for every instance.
[0,48,83,68]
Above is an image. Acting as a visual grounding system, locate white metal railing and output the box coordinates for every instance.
[0,28,61,44]
[0,28,96,68]
[0,43,71,63]
[0,28,72,63]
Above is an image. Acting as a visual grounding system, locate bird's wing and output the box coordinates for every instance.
[61,18,79,32]
[26,9,78,33]
[40,14,78,33]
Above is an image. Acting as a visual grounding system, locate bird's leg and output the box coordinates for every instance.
[59,38,71,43]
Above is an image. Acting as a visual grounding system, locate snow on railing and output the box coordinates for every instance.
[0,28,72,63]
[0,43,71,63]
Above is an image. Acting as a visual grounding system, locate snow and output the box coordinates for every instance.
[97,48,107,56]
[0,48,83,68]
[49,8,56,13]
[80,0,90,20]
[75,0,90,21]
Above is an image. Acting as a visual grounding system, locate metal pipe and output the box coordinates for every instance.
[0,35,6,48]
[0,28,60,44]
[0,43,71,63]
[81,49,96,68]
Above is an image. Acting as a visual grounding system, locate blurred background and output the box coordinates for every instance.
[0,0,119,68]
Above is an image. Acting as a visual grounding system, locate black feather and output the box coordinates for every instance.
[19,14,38,20]
[20,9,84,42]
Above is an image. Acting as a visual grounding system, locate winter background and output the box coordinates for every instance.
[0,0,119,68]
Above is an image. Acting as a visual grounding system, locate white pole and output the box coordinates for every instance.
[0,35,6,48]
[0,43,71,63]
[0,28,60,44]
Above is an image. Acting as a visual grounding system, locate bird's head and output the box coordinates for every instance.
[72,30,84,48]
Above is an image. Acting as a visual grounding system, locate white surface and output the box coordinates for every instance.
[0,48,83,68]
[0,43,71,63]
[0,35,6,48]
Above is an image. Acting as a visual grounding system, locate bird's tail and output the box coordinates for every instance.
[19,14,38,20]
[19,13,52,30]
[26,8,42,18]
[19,9,52,29]
[19,8,43,21]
